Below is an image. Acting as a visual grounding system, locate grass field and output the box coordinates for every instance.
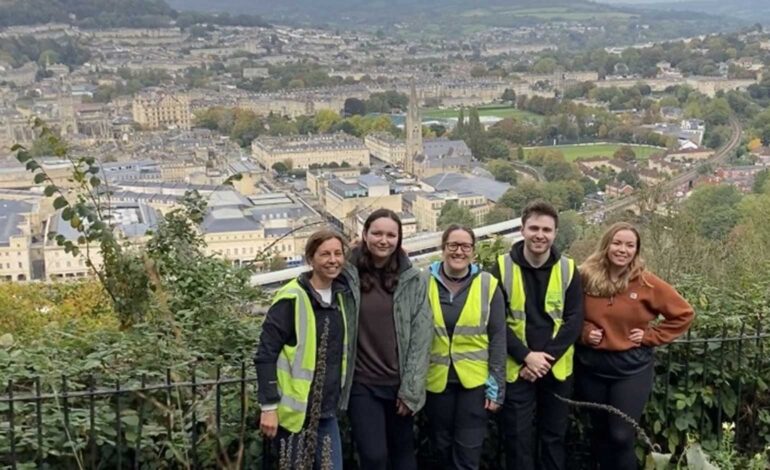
[422,105,544,123]
[525,143,666,162]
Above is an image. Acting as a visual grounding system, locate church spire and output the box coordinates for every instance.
[405,78,423,175]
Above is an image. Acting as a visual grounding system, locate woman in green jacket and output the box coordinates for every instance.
[345,208,433,470]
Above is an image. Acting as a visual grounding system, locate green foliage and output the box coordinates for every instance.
[485,205,515,225]
[3,123,268,467]
[0,0,177,28]
[475,236,511,272]
[681,184,742,240]
[0,35,90,69]
[363,91,409,113]
[437,200,475,230]
[486,159,518,184]
[499,179,585,213]
[751,169,769,194]
[16,121,152,327]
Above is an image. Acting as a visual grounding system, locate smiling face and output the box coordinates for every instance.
[308,238,344,283]
[522,213,557,257]
[363,217,400,265]
[442,228,474,273]
[607,229,638,271]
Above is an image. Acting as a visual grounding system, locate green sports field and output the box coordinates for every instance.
[524,144,666,162]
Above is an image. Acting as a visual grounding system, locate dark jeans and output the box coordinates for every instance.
[576,365,654,470]
[503,373,573,470]
[425,383,488,470]
[274,417,343,470]
[348,382,418,470]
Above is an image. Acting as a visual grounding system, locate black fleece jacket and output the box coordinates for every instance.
[489,240,584,365]
[254,272,349,419]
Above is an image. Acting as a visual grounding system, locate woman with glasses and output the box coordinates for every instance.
[424,224,507,469]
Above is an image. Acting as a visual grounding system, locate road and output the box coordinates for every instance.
[598,118,742,214]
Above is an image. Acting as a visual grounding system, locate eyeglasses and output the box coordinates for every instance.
[445,242,474,253]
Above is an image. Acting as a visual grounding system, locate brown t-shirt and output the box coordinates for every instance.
[354,271,400,386]
[581,272,694,351]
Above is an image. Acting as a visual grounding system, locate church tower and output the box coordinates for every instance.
[57,77,77,136]
[405,79,423,175]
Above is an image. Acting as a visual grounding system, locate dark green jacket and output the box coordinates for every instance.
[340,251,433,413]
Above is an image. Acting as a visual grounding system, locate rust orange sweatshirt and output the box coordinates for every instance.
[581,272,694,351]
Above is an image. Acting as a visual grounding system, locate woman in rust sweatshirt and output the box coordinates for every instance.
[577,222,694,470]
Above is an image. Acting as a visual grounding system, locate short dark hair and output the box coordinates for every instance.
[441,224,476,249]
[304,228,347,262]
[521,200,559,228]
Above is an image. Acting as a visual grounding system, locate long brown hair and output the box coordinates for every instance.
[358,208,403,294]
[580,222,650,297]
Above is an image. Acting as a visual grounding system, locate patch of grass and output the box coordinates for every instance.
[525,143,666,162]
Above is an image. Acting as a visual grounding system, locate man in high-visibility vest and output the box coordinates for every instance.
[491,200,584,470]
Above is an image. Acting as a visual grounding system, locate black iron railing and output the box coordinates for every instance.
[2,328,769,469]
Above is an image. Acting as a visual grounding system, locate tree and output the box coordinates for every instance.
[487,138,510,160]
[682,184,742,240]
[271,162,289,175]
[499,181,548,214]
[516,146,525,161]
[613,145,637,162]
[555,210,583,253]
[543,157,581,182]
[485,206,515,225]
[487,160,518,185]
[454,109,466,140]
[343,98,366,116]
[532,57,558,74]
[617,169,642,188]
[752,169,769,194]
[438,201,475,229]
[502,88,516,103]
[470,64,487,78]
[314,109,342,133]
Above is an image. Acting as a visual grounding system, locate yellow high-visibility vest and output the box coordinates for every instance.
[426,272,498,393]
[272,279,348,433]
[497,254,574,383]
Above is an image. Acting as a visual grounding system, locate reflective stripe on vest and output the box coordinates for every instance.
[497,254,575,383]
[272,279,348,433]
[426,272,498,393]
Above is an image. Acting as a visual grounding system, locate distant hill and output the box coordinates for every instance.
[169,0,745,43]
[170,0,616,24]
[626,0,770,23]
[0,0,269,29]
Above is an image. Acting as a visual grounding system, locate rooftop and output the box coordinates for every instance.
[0,200,33,246]
[422,173,511,202]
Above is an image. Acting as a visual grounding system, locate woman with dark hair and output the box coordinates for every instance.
[344,208,432,470]
[577,222,694,469]
[424,224,507,469]
[255,228,357,470]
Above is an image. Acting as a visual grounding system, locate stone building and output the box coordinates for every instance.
[251,133,369,170]
[323,174,402,235]
[411,191,490,232]
[132,90,192,130]
[0,199,36,282]
[364,132,406,166]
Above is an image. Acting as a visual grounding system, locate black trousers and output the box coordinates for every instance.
[425,383,488,470]
[575,365,654,470]
[503,373,573,470]
[348,382,418,470]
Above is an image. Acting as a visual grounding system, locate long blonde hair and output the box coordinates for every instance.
[580,222,650,297]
